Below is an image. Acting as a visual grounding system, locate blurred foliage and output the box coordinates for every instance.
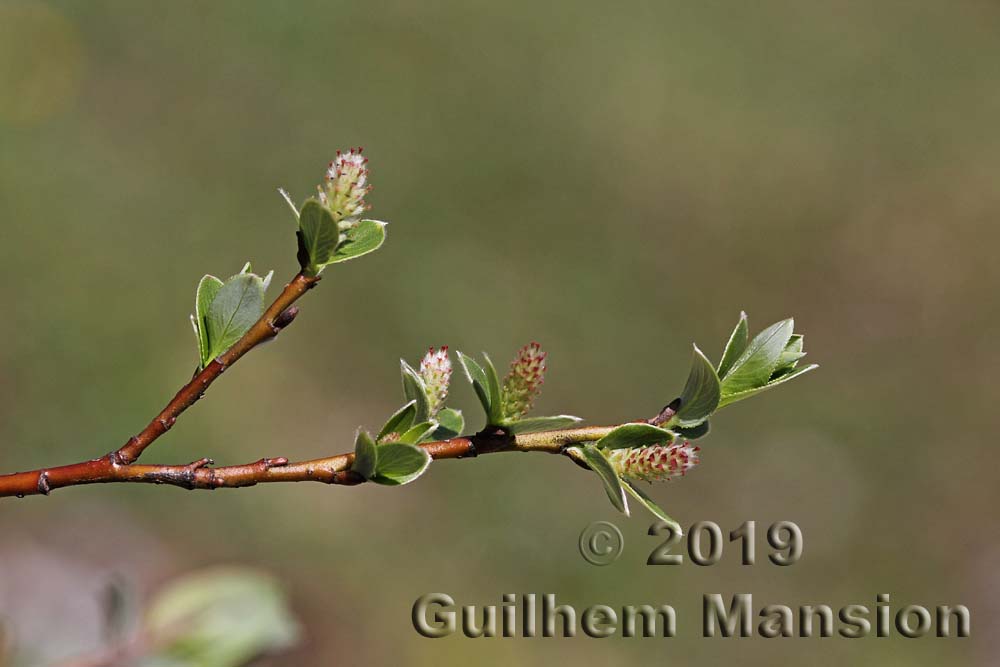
[141,568,299,667]
[0,566,297,666]
[1,0,998,665]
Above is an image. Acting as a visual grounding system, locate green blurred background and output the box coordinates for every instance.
[1,0,997,664]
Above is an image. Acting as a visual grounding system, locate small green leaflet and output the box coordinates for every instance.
[719,318,794,397]
[596,423,675,450]
[714,317,817,408]
[372,443,432,486]
[193,274,223,368]
[623,480,682,533]
[481,353,504,424]
[505,415,581,434]
[574,445,628,516]
[327,220,387,264]
[297,199,341,276]
[673,420,710,440]
[351,430,378,479]
[717,363,818,408]
[672,345,721,428]
[396,421,438,445]
[400,361,431,423]
[717,311,748,378]
[195,269,269,367]
[773,334,805,376]
[432,408,465,439]
[377,400,418,443]
[457,351,494,420]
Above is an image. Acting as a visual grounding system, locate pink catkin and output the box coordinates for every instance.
[318,147,372,220]
[607,442,700,483]
[501,342,547,419]
[419,346,451,416]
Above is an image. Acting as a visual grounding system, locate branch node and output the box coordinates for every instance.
[272,306,299,332]
[330,470,364,485]
[37,471,51,495]
[471,427,512,455]
[185,458,214,471]
[109,444,133,466]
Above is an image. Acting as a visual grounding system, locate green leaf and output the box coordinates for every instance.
[328,219,387,263]
[718,363,818,408]
[773,334,805,375]
[351,430,378,479]
[623,480,682,533]
[400,361,431,423]
[481,353,504,423]
[372,443,432,485]
[433,408,464,439]
[505,415,582,434]
[719,318,794,398]
[674,420,710,440]
[204,272,266,362]
[396,421,438,445]
[718,311,749,378]
[672,345,721,427]
[193,274,223,368]
[377,400,417,443]
[144,567,299,667]
[297,199,341,276]
[457,351,493,418]
[596,423,675,450]
[575,444,628,516]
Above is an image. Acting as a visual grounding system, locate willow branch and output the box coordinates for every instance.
[115,272,319,464]
[0,426,619,497]
[0,272,319,498]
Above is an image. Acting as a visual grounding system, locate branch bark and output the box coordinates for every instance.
[0,426,618,497]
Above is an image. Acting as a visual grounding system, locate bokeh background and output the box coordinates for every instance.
[1,0,998,664]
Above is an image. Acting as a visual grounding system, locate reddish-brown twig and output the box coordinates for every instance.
[0,272,318,498]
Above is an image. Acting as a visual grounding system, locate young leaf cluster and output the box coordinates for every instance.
[281,149,387,277]
[294,200,387,277]
[350,348,465,485]
[567,313,817,530]
[716,313,817,408]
